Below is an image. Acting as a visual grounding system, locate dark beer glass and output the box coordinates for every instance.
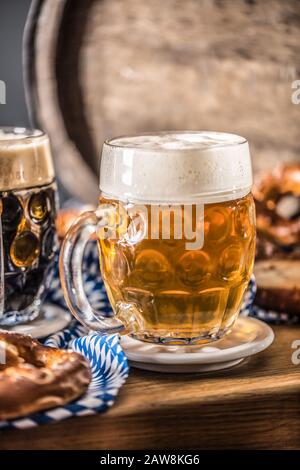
[0,128,58,326]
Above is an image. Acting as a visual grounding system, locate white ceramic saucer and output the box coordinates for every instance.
[121,316,274,373]
[4,304,71,339]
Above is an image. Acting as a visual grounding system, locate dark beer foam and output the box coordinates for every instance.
[0,128,54,191]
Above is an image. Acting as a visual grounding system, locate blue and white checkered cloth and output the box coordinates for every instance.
[0,326,128,430]
[0,243,129,430]
[0,237,292,430]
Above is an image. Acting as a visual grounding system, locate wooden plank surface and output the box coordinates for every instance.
[1,324,300,450]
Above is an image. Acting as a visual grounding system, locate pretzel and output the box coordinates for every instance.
[254,163,300,247]
[0,331,91,420]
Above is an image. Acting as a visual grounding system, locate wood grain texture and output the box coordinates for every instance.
[24,0,300,203]
[1,325,300,450]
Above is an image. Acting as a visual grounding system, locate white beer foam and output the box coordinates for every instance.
[100,132,252,203]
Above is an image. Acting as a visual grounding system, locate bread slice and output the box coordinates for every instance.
[254,260,300,315]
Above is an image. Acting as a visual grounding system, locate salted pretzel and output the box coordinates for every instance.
[0,331,91,420]
[254,163,300,248]
[253,163,300,315]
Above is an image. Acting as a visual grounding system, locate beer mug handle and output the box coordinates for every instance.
[59,206,125,333]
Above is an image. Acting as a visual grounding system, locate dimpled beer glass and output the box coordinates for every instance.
[60,132,255,344]
[0,128,57,326]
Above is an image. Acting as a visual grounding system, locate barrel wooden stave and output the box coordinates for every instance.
[24,0,300,203]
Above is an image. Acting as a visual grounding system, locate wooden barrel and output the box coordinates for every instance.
[24,0,300,203]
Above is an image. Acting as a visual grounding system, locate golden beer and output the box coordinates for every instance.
[60,131,255,344]
[98,194,255,343]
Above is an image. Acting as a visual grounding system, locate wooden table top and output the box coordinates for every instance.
[1,324,300,450]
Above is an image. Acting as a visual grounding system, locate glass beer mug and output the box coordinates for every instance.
[60,132,255,344]
[0,128,57,325]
